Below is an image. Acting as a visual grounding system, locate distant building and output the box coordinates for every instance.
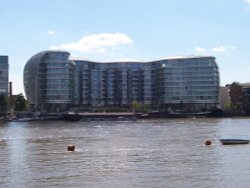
[228,82,250,110]
[0,56,9,114]
[24,51,220,112]
[229,82,245,110]
[241,83,250,105]
[0,56,9,96]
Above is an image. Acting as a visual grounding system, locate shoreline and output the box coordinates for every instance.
[3,108,250,122]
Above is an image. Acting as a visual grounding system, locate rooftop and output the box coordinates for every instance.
[70,55,215,64]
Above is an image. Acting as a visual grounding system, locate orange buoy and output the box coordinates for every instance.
[205,140,212,145]
[67,145,75,151]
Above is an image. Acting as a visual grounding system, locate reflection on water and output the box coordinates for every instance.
[1,118,250,187]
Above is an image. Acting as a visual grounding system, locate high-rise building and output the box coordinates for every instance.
[151,57,220,111]
[0,56,9,114]
[73,60,148,107]
[73,56,219,111]
[0,56,9,96]
[24,51,220,112]
[23,51,74,112]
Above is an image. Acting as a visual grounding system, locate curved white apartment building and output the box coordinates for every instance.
[24,51,219,112]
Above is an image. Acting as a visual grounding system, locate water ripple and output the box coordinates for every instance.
[1,118,250,187]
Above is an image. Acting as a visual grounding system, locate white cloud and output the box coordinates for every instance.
[105,58,141,62]
[245,0,250,4]
[212,46,237,52]
[195,47,206,53]
[194,45,237,54]
[69,54,82,60]
[50,33,133,53]
[47,31,55,35]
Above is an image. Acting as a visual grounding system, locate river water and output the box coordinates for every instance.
[1,118,250,188]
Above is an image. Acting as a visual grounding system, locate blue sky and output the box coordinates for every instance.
[1,0,250,94]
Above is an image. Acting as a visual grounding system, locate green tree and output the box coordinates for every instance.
[0,95,7,114]
[132,100,140,112]
[224,102,232,111]
[14,94,27,111]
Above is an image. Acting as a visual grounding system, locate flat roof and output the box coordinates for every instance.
[71,55,215,64]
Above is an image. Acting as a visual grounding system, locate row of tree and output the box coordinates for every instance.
[0,94,27,116]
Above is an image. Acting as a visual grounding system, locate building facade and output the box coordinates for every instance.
[73,60,148,107]
[153,57,219,111]
[73,56,219,112]
[0,56,9,114]
[228,82,250,110]
[0,56,9,96]
[24,51,220,112]
[23,51,74,112]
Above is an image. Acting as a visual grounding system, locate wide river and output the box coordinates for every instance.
[1,118,250,188]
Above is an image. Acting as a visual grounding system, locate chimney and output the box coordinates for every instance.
[9,81,12,96]
[9,82,13,107]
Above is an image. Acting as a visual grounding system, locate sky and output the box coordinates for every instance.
[1,0,250,94]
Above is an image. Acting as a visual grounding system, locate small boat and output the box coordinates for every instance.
[220,139,249,145]
[10,117,40,122]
